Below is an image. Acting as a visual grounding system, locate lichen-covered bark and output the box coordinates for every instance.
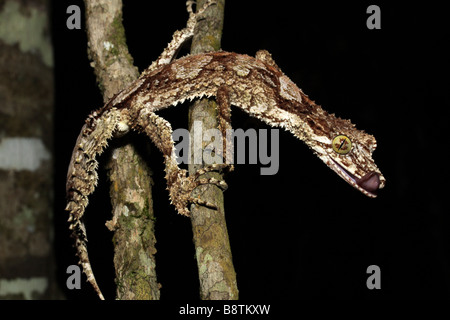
[106,143,159,300]
[0,0,61,299]
[84,0,159,299]
[188,0,239,300]
[84,0,138,100]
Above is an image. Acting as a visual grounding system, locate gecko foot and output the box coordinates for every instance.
[193,163,234,184]
[169,164,230,216]
[186,0,217,21]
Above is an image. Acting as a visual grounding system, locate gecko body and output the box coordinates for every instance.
[66,1,385,299]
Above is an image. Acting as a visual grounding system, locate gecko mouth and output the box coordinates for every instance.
[328,157,381,198]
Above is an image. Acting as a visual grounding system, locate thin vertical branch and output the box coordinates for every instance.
[188,0,239,300]
[83,0,159,299]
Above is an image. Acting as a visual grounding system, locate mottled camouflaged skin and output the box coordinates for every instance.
[65,0,384,299]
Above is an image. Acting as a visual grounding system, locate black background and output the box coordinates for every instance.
[52,1,450,299]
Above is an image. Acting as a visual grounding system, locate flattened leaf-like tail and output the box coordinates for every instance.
[65,108,121,300]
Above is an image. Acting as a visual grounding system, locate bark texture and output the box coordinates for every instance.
[188,0,239,300]
[84,0,159,299]
[106,143,158,300]
[0,0,60,299]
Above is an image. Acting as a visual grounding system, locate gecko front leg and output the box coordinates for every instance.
[134,109,227,216]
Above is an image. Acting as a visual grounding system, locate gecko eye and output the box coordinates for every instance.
[332,135,352,155]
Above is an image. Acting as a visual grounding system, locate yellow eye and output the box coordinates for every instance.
[332,135,352,154]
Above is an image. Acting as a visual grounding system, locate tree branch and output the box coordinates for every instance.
[84,0,159,300]
[188,0,239,300]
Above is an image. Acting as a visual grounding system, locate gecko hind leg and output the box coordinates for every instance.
[136,110,228,216]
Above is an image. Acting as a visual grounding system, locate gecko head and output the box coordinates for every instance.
[307,114,385,198]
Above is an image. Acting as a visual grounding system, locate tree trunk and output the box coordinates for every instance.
[0,0,61,299]
[188,0,239,300]
[84,0,159,300]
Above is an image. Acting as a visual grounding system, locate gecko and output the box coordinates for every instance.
[65,0,385,299]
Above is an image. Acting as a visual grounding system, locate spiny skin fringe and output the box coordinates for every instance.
[65,0,219,299]
[66,0,384,300]
[66,108,120,300]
